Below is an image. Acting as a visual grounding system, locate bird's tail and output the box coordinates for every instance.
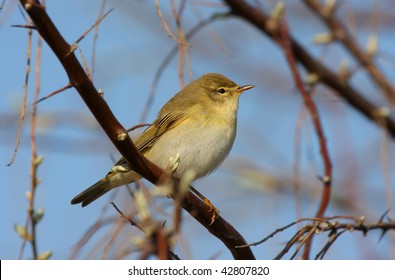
[71,171,140,207]
[71,176,114,207]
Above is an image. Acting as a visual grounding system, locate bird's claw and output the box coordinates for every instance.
[204,198,220,225]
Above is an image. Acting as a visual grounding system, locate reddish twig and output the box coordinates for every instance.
[278,13,332,259]
[278,18,332,218]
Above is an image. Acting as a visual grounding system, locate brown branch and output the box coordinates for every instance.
[222,0,395,138]
[303,0,395,107]
[19,0,254,260]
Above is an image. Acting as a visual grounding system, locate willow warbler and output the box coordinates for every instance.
[71,73,254,206]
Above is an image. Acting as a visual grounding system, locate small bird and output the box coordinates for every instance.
[71,73,254,207]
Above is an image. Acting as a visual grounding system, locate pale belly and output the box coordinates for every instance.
[144,120,236,181]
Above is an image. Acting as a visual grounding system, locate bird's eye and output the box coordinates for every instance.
[218,88,226,94]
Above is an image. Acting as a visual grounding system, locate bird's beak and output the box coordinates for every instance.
[236,85,255,93]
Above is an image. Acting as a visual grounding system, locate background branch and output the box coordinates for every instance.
[223,0,395,138]
[303,0,395,107]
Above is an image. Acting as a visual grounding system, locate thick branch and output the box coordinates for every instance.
[19,0,254,260]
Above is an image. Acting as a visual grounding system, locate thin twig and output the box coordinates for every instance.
[91,0,107,78]
[274,226,311,260]
[102,216,125,259]
[10,24,36,29]
[27,21,44,260]
[111,202,178,260]
[293,104,307,220]
[236,219,302,248]
[111,202,142,230]
[79,48,92,81]
[315,228,347,260]
[33,83,72,104]
[69,216,118,259]
[17,19,33,258]
[125,123,151,133]
[290,226,316,260]
[280,9,333,220]
[7,23,32,167]
[155,0,183,44]
[74,8,113,46]
[172,0,188,87]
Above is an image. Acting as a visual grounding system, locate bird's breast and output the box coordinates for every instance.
[145,112,237,181]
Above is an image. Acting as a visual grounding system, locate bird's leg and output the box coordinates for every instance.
[189,185,220,225]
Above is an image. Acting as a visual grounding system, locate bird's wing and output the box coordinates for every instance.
[113,111,188,168]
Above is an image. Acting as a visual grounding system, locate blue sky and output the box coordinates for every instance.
[1,0,395,259]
